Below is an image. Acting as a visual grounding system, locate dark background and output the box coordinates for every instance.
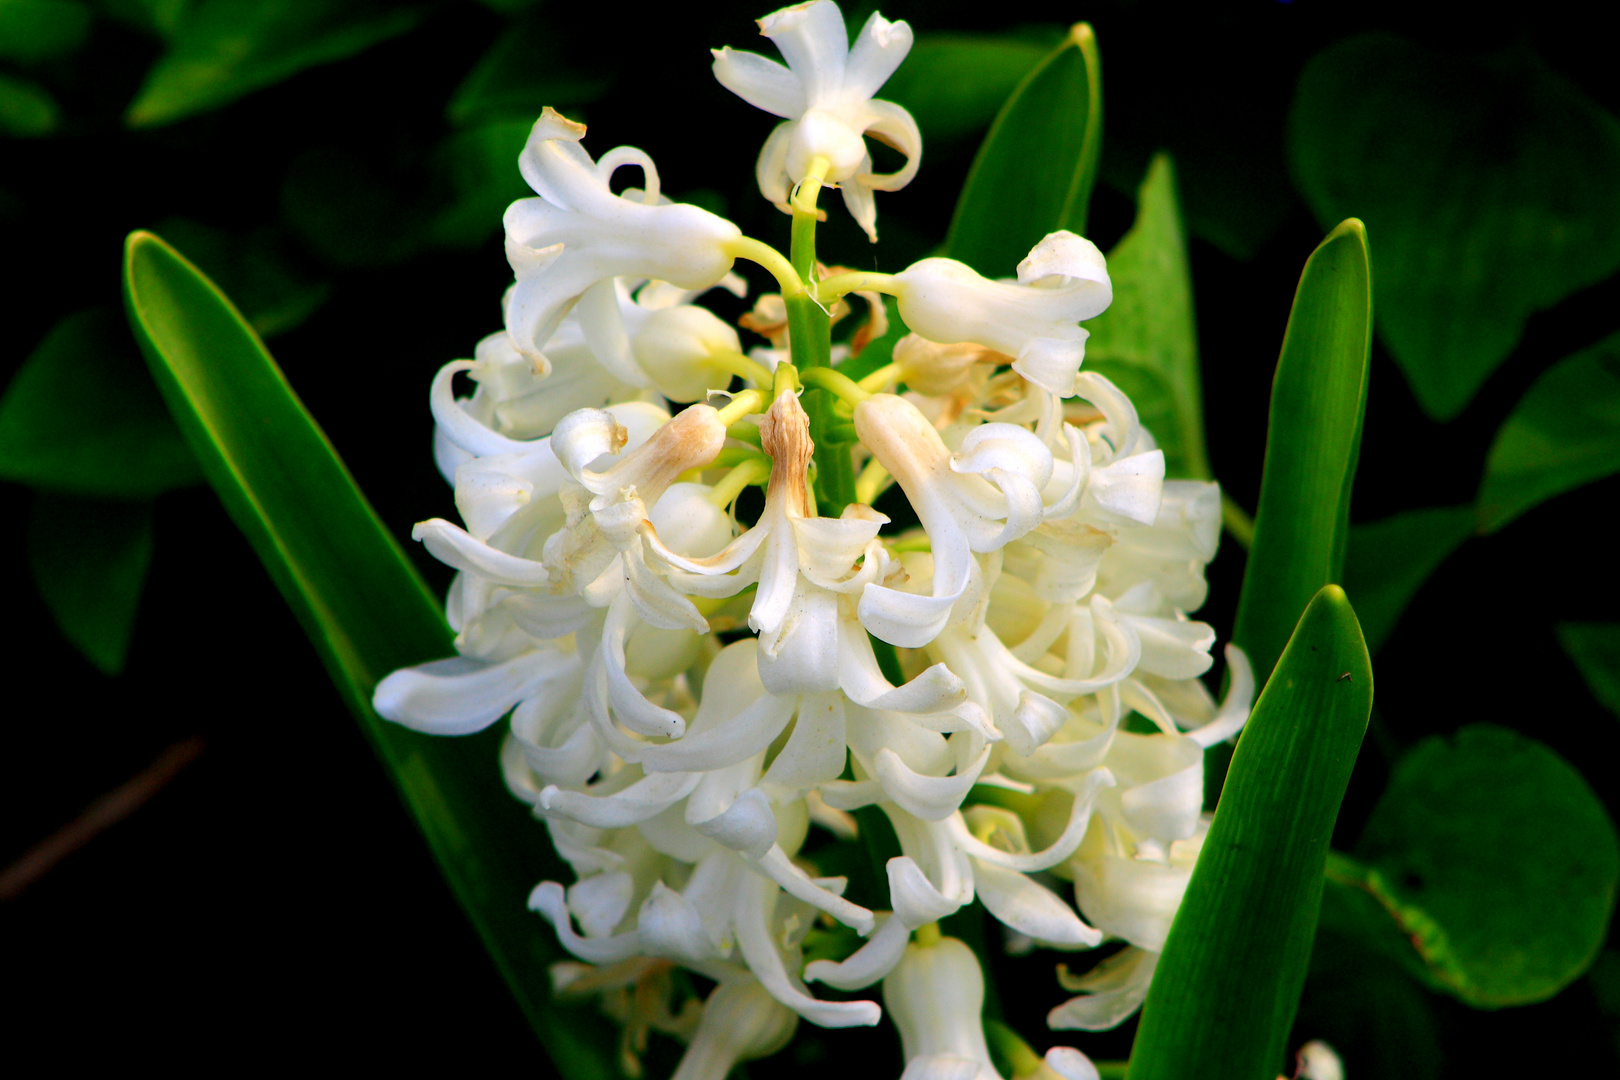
[5,0,1619,1073]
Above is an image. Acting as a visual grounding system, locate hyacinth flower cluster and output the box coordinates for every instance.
[373,3,1252,1077]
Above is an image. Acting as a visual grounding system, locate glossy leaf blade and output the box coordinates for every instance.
[1333,725,1619,1008]
[1476,329,1620,533]
[0,308,202,497]
[1232,220,1371,683]
[122,230,616,1078]
[1290,35,1620,420]
[1083,154,1208,480]
[27,493,154,676]
[1129,586,1372,1080]
[1342,505,1474,655]
[1558,622,1620,720]
[946,22,1101,274]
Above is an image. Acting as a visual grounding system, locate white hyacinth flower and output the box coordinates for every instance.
[504,108,742,367]
[374,5,1263,1066]
[890,232,1112,397]
[882,933,1005,1080]
[671,980,798,1080]
[713,0,921,240]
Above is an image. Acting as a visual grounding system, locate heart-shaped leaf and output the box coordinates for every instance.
[1289,35,1620,420]
[1327,725,1619,1008]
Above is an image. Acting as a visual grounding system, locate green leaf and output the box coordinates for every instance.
[1289,35,1620,420]
[153,217,330,337]
[1557,622,1620,720]
[946,22,1101,274]
[880,33,1051,150]
[0,0,91,64]
[28,493,154,675]
[446,10,615,128]
[1342,506,1475,655]
[0,69,59,136]
[121,230,618,1078]
[1331,725,1620,1008]
[1128,586,1373,1080]
[1231,220,1371,684]
[125,0,430,128]
[1082,154,1208,480]
[1476,329,1620,532]
[0,308,202,497]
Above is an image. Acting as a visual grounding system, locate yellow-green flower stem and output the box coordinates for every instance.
[984,1020,1044,1079]
[723,236,804,299]
[707,349,776,388]
[857,361,902,393]
[726,421,762,447]
[913,921,942,947]
[787,155,856,516]
[715,389,769,426]
[799,366,871,406]
[815,269,899,303]
[854,457,891,505]
[708,457,771,508]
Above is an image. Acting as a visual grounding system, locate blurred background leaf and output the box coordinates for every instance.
[1290,35,1620,421]
[1342,506,1475,656]
[0,69,58,135]
[125,0,432,127]
[0,308,201,497]
[1476,329,1620,532]
[26,492,153,675]
[446,6,615,128]
[1558,623,1620,721]
[0,0,92,64]
[1326,725,1619,1008]
[151,217,330,336]
[1083,153,1208,481]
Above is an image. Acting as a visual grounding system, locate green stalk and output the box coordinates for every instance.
[787,163,856,516]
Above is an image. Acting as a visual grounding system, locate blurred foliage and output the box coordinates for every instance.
[27,492,153,675]
[5,1,1620,1074]
[1559,623,1620,721]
